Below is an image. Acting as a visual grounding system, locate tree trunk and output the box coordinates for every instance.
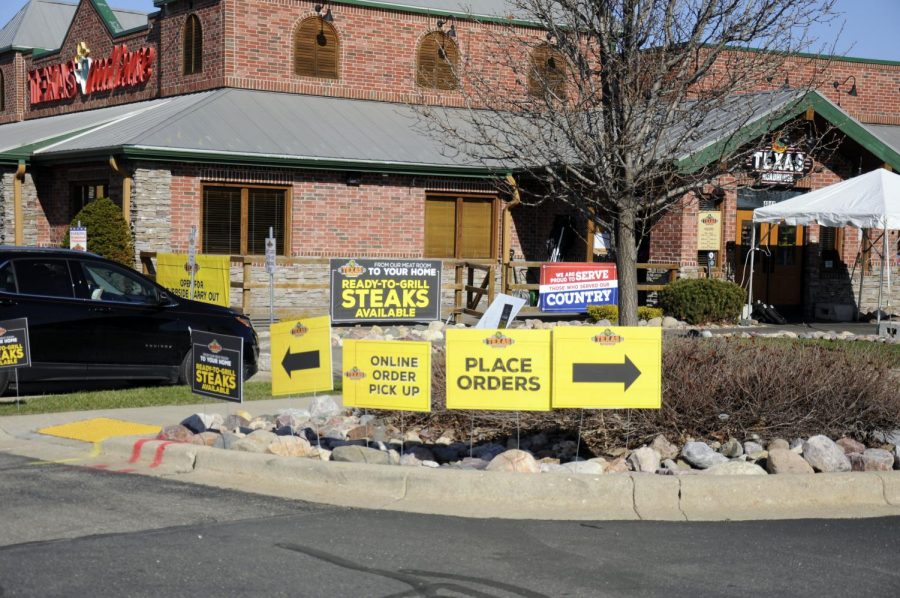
[616,207,639,326]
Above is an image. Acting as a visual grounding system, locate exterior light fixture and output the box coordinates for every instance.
[832,75,858,96]
[315,3,334,23]
[437,15,457,38]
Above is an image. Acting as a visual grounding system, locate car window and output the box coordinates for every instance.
[80,261,158,304]
[0,262,15,293]
[13,259,74,298]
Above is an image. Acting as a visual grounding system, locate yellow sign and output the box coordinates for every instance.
[552,327,661,409]
[445,329,551,411]
[270,316,334,396]
[342,340,431,412]
[156,253,230,307]
[697,210,722,251]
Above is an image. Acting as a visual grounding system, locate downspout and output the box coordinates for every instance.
[501,174,521,294]
[13,160,25,245]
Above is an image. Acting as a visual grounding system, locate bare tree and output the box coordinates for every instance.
[419,0,840,324]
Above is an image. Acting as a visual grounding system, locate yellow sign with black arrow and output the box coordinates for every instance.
[270,316,334,396]
[552,327,661,409]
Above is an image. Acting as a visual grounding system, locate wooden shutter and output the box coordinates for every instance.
[247,188,286,255]
[529,45,566,98]
[203,187,242,254]
[417,32,458,90]
[295,17,339,79]
[424,198,457,257]
[183,14,202,75]
[458,199,494,259]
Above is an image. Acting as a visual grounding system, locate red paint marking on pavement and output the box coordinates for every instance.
[117,468,136,474]
[129,438,156,464]
[149,442,176,468]
[91,464,110,469]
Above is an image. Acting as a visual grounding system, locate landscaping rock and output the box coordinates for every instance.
[399,453,422,467]
[662,316,680,328]
[432,443,466,463]
[650,435,679,460]
[223,414,250,431]
[836,437,866,455]
[486,450,539,474]
[180,414,209,434]
[331,445,391,465]
[605,456,630,474]
[267,436,313,458]
[704,461,767,476]
[743,441,764,455]
[309,396,341,421]
[275,409,310,430]
[454,457,490,470]
[681,442,728,469]
[849,449,894,472]
[472,442,506,461]
[767,438,790,451]
[720,438,743,458]
[219,432,243,450]
[190,431,221,447]
[802,435,851,472]
[627,447,661,473]
[766,448,814,474]
[646,317,662,327]
[157,425,194,443]
[405,445,435,462]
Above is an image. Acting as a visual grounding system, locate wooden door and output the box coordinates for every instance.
[736,209,804,309]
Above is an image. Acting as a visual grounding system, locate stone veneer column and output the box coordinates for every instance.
[130,165,173,265]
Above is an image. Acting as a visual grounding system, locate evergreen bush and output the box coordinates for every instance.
[657,278,745,324]
[62,198,133,266]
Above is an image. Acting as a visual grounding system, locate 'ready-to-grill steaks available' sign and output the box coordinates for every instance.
[191,330,243,403]
[28,41,155,106]
[0,318,31,369]
[330,258,442,323]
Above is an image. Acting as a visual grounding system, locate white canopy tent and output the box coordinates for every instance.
[751,168,900,328]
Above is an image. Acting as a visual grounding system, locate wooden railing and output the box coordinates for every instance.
[139,252,495,320]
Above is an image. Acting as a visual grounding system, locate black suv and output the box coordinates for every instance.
[0,247,259,393]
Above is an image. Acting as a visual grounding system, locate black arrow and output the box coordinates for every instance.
[572,356,641,391]
[282,349,320,376]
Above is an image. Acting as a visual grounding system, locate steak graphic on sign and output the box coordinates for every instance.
[330,258,441,323]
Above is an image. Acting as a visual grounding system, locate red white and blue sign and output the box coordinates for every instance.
[539,263,618,313]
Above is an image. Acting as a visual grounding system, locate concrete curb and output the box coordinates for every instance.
[99,437,900,521]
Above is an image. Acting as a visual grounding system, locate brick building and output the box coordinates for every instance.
[0,0,897,319]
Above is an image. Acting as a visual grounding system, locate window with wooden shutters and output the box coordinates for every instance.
[820,226,844,269]
[424,196,495,258]
[416,32,459,90]
[183,14,203,75]
[294,17,339,79]
[528,45,566,98]
[203,186,289,255]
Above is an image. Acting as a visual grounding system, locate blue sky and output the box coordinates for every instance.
[1,0,899,61]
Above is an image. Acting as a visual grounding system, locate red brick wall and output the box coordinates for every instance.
[168,164,500,257]
[0,52,26,125]
[158,0,226,97]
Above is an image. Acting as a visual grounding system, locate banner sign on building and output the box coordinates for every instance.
[28,41,155,106]
[270,316,334,396]
[445,329,551,411]
[156,253,230,307]
[539,263,618,313]
[342,340,431,412]
[0,318,31,369]
[552,327,661,409]
[191,330,243,403]
[697,211,722,251]
[330,258,441,323]
[69,226,87,252]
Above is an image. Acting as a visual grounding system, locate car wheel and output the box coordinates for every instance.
[178,351,193,385]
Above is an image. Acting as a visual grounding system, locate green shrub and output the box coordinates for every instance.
[62,198,133,266]
[657,278,745,324]
[586,305,664,323]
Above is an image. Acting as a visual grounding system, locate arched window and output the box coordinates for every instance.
[183,14,203,75]
[529,45,566,98]
[294,17,339,79]
[416,32,459,90]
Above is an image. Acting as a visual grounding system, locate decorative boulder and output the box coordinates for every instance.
[486,450,540,474]
[766,448,814,474]
[802,436,851,473]
[681,442,728,469]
